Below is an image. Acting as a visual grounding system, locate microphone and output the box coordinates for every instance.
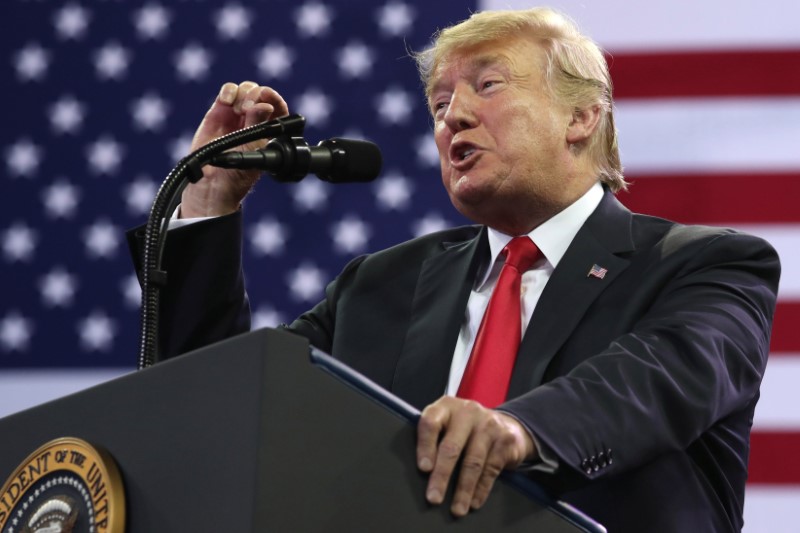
[208,136,382,183]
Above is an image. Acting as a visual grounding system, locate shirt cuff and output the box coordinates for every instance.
[526,432,559,473]
[496,408,559,474]
[168,204,216,229]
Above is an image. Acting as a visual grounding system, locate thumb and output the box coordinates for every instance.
[190,83,242,152]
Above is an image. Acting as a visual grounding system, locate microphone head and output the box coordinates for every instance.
[317,138,382,183]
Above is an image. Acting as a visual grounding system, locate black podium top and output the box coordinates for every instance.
[0,328,604,532]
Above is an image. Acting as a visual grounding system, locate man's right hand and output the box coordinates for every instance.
[180,81,290,218]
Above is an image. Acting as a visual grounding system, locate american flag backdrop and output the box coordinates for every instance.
[1,1,798,530]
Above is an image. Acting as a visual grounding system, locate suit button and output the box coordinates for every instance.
[607,449,613,465]
[580,459,592,474]
[598,451,608,468]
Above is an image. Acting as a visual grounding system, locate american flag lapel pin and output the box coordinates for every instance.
[587,264,608,279]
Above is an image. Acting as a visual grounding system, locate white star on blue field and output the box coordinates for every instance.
[1,1,469,366]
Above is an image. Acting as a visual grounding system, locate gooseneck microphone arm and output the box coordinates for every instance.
[137,114,306,370]
[137,114,384,369]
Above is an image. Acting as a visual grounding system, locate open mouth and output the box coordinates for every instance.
[450,142,479,167]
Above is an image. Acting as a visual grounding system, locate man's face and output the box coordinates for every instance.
[430,37,576,233]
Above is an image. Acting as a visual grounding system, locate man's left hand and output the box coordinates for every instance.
[416,396,537,517]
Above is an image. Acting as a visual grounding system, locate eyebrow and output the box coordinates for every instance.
[429,52,513,97]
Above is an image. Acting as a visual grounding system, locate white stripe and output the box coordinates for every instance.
[0,368,132,420]
[614,98,800,174]
[481,0,800,50]
[743,486,800,533]
[732,225,800,300]
[754,354,800,430]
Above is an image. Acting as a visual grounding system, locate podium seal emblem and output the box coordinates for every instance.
[0,437,124,532]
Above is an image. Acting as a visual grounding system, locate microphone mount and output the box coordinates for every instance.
[211,136,317,182]
[208,136,383,184]
[264,136,314,183]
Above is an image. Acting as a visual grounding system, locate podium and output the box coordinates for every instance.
[0,328,604,532]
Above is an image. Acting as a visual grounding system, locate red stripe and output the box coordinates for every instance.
[608,49,800,98]
[618,172,800,224]
[771,302,800,354]
[748,431,800,484]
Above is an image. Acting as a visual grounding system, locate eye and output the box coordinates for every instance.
[432,100,449,117]
[481,80,500,91]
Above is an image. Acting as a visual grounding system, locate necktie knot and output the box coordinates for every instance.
[502,237,540,273]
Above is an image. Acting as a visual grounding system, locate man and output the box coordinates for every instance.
[132,8,779,532]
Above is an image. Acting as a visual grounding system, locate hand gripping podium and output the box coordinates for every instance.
[0,328,604,532]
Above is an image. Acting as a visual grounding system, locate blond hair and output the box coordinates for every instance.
[415,7,626,192]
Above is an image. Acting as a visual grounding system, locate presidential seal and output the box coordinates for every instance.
[0,437,124,533]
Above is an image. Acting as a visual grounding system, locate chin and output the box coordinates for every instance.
[449,174,489,204]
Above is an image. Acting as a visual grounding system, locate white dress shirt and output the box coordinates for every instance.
[446,182,605,395]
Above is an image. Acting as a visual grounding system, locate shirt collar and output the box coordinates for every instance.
[475,182,605,290]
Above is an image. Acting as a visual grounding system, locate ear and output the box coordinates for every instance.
[566,105,601,144]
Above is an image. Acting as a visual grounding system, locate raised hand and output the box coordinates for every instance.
[180,81,290,218]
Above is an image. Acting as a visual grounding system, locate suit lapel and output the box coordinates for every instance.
[507,192,636,397]
[392,229,487,409]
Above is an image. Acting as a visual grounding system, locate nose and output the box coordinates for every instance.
[443,83,478,132]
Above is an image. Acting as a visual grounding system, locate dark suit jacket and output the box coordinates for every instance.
[130,190,780,532]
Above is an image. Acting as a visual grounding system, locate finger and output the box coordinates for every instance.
[426,401,480,506]
[202,83,241,122]
[242,85,289,128]
[218,82,238,106]
[417,402,448,475]
[190,84,243,151]
[244,86,290,118]
[232,81,259,114]
[243,102,275,128]
[450,428,492,516]
[468,439,505,511]
[242,84,265,114]
[469,414,534,511]
[257,86,290,117]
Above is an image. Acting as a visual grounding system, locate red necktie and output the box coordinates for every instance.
[457,236,541,408]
